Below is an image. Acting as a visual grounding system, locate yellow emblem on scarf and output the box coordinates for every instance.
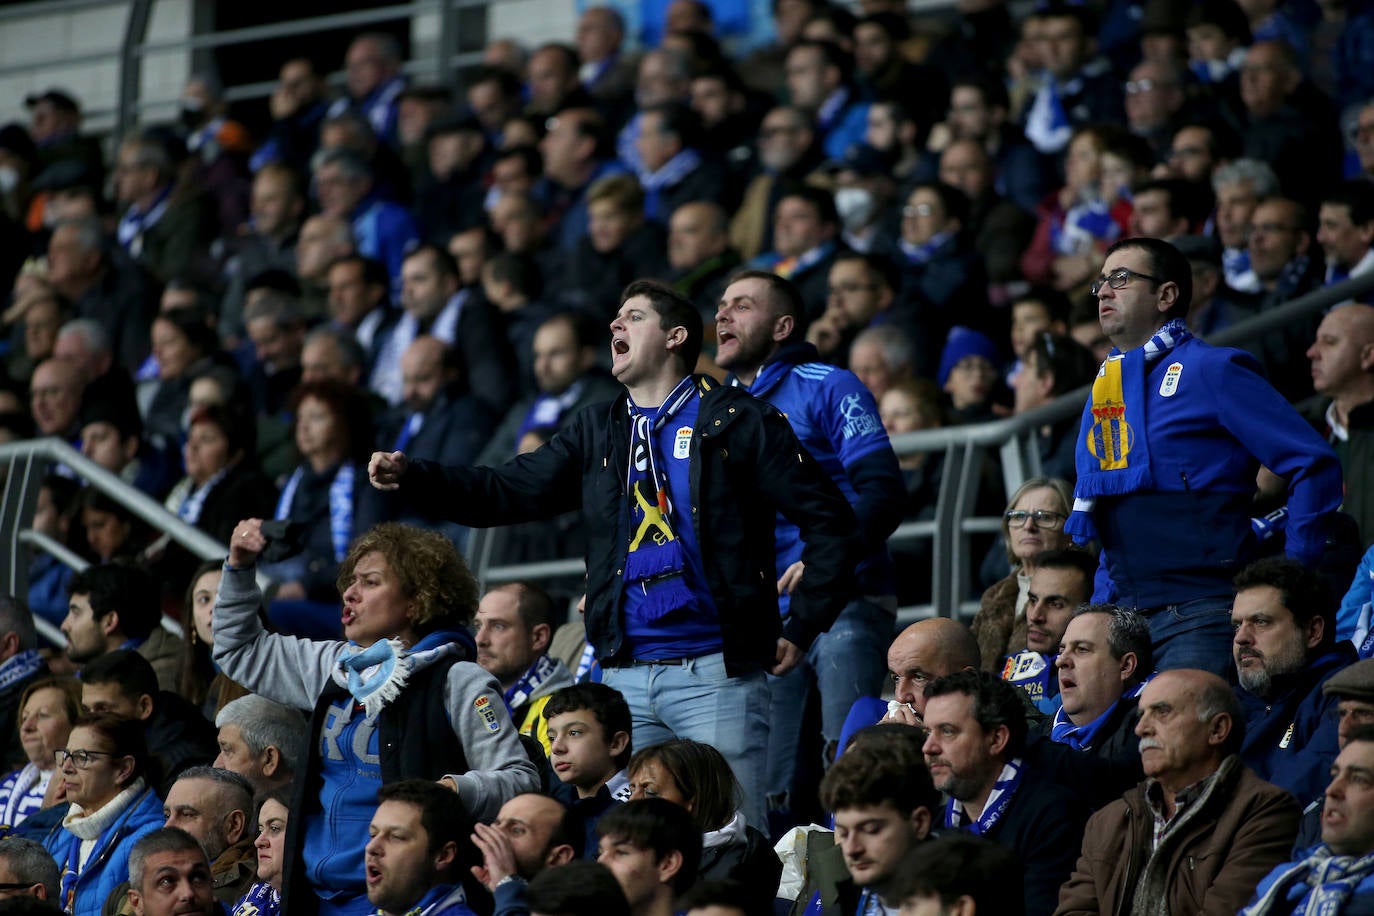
[630,485,675,549]
[1086,357,1133,470]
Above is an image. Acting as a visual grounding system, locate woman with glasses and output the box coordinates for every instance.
[40,714,164,916]
[971,476,1074,672]
[0,678,81,838]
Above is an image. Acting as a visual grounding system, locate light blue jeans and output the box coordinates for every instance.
[603,652,771,831]
[1143,595,1236,680]
[765,598,895,810]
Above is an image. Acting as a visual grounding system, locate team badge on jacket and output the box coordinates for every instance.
[1159,362,1183,397]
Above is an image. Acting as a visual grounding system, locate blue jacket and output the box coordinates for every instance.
[350,195,418,290]
[44,784,164,916]
[1341,543,1374,649]
[1237,642,1357,805]
[1085,338,1343,607]
[730,343,903,612]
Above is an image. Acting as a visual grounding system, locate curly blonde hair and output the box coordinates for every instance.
[336,523,478,634]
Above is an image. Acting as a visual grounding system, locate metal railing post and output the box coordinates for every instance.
[116,0,155,138]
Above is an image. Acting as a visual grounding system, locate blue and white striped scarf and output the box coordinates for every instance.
[945,757,1024,836]
[276,461,355,563]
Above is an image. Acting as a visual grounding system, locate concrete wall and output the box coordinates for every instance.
[0,0,585,136]
[0,0,192,134]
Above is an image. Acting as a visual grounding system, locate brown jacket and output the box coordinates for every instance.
[971,572,1026,673]
[1053,756,1299,916]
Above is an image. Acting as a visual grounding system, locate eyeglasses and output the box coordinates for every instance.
[1165,145,1206,160]
[902,204,935,218]
[1004,509,1066,529]
[1124,78,1170,94]
[55,748,117,769]
[1089,267,1164,297]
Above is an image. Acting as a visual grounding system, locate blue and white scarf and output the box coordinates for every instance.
[373,882,468,916]
[391,412,424,453]
[332,629,473,719]
[503,654,560,714]
[517,381,585,444]
[816,87,852,134]
[1051,197,1117,256]
[177,467,229,525]
[0,650,43,693]
[116,184,172,256]
[945,757,1024,836]
[898,231,954,266]
[1050,681,1147,750]
[276,461,355,563]
[1241,846,1374,916]
[640,148,702,223]
[1025,74,1075,155]
[1066,319,1191,545]
[623,376,699,624]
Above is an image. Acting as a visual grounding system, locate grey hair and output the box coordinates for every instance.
[304,325,365,370]
[215,695,307,777]
[56,317,111,356]
[852,325,914,374]
[1212,158,1280,198]
[128,828,204,891]
[172,765,254,816]
[0,837,59,899]
[119,132,173,182]
[313,146,372,182]
[1071,604,1153,681]
[0,595,37,652]
[54,216,104,256]
[243,291,305,330]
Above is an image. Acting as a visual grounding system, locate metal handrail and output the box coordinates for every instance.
[467,270,1374,621]
[0,438,227,640]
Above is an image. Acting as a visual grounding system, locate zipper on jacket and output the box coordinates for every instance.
[1180,471,1191,491]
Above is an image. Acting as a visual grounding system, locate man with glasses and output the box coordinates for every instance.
[1066,237,1341,677]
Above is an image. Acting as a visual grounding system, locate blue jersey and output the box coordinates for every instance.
[734,343,900,614]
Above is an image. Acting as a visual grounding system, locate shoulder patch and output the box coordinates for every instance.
[474,695,501,732]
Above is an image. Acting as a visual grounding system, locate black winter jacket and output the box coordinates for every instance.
[399,376,859,673]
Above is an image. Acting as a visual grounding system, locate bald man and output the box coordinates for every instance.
[1303,303,1374,554]
[375,335,492,469]
[836,617,981,751]
[1058,669,1300,915]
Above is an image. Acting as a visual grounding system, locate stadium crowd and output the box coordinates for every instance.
[1,0,1374,912]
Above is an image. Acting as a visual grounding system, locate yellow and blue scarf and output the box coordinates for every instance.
[1066,319,1191,544]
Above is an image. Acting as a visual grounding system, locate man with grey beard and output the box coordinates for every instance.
[1232,556,1356,807]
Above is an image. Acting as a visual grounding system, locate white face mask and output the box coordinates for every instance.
[0,166,19,195]
[834,186,875,230]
